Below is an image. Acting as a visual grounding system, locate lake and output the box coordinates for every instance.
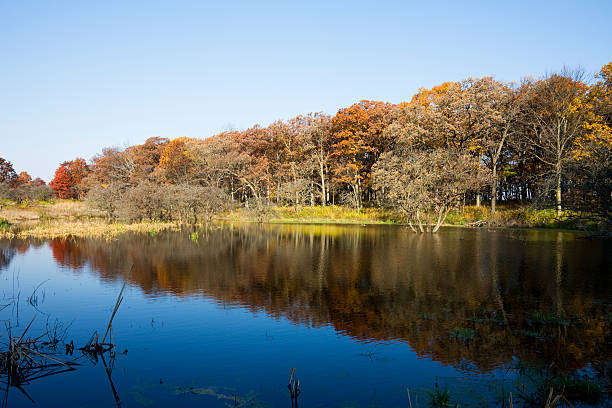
[1,224,611,407]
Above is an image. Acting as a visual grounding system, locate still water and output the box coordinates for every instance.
[1,224,611,407]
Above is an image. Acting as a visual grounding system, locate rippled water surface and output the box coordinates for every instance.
[1,224,611,407]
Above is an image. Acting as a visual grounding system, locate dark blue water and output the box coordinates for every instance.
[1,225,611,407]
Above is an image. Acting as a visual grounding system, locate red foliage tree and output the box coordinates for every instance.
[49,158,90,199]
[0,157,18,186]
[49,165,73,198]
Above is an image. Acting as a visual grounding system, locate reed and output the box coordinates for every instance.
[80,284,125,354]
[288,367,301,407]
[1,314,78,401]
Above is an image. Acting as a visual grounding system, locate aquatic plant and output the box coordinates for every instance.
[425,379,453,407]
[1,314,78,398]
[80,284,125,354]
[288,367,300,407]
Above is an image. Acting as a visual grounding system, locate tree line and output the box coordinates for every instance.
[2,62,610,231]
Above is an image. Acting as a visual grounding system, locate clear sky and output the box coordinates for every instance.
[1,0,611,181]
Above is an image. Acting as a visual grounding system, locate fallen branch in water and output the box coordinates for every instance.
[466,220,487,228]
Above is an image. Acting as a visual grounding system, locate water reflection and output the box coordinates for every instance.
[4,225,612,376]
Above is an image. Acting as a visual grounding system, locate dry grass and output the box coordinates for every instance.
[0,200,101,223]
[0,219,178,239]
[38,200,100,218]
[0,207,41,222]
[0,200,178,239]
[222,205,403,224]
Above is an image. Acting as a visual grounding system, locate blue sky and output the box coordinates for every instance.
[1,0,611,181]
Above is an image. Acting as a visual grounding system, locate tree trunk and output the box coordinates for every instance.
[491,165,497,214]
[476,193,480,208]
[432,207,448,233]
[556,170,562,218]
[416,211,425,233]
[319,162,326,206]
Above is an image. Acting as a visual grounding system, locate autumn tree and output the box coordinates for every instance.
[155,137,197,183]
[16,171,32,185]
[563,62,612,226]
[49,165,72,199]
[49,158,90,199]
[330,100,393,210]
[464,78,523,213]
[521,70,588,216]
[278,117,317,208]
[374,143,490,233]
[0,158,18,187]
[404,82,479,150]
[127,137,169,181]
[305,113,333,205]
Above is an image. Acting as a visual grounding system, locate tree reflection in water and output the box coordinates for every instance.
[2,224,611,404]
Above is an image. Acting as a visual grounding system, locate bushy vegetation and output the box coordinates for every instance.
[0,182,53,204]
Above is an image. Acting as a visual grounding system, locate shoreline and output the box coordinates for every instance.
[0,217,595,240]
[0,201,602,239]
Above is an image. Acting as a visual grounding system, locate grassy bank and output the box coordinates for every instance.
[444,204,592,230]
[226,204,593,230]
[0,200,598,239]
[0,200,177,239]
[220,205,404,225]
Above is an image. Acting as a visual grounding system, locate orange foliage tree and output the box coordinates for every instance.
[17,171,32,185]
[49,158,90,199]
[330,100,393,210]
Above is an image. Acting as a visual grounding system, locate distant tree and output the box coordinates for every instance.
[167,184,233,223]
[463,78,522,213]
[87,147,135,187]
[128,137,169,181]
[330,100,394,211]
[563,62,612,227]
[521,70,588,216]
[304,113,333,205]
[17,171,32,185]
[118,182,171,222]
[49,165,72,198]
[277,179,313,213]
[374,147,490,232]
[87,183,126,221]
[0,158,18,186]
[49,158,90,199]
[155,137,196,183]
